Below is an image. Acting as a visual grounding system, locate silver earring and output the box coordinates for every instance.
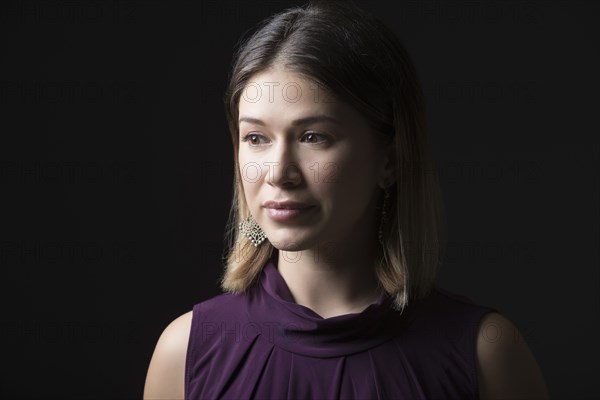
[239,213,267,247]
[378,186,390,247]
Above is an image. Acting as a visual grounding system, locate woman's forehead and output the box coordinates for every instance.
[244,66,343,101]
[239,76,360,124]
[238,99,364,132]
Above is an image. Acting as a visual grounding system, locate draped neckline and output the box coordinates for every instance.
[246,257,407,358]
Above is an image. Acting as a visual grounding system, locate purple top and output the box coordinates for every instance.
[185,257,498,399]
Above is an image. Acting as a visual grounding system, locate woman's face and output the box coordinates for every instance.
[237,65,389,252]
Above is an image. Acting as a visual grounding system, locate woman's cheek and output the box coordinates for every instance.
[333,155,363,187]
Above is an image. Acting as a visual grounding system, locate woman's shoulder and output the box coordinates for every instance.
[426,286,549,398]
[189,289,255,322]
[193,291,244,308]
[149,310,194,364]
[143,291,254,398]
[143,310,193,400]
[475,310,549,399]
[398,285,502,347]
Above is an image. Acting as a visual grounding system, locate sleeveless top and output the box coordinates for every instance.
[185,258,498,400]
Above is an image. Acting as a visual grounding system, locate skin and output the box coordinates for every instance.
[143,311,191,400]
[143,64,549,399]
[237,64,396,319]
[476,312,550,399]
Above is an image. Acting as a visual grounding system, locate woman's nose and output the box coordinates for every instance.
[263,144,302,187]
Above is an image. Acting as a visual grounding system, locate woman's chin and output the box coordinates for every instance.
[267,234,316,252]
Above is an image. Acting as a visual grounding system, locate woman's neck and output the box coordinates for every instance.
[275,246,382,319]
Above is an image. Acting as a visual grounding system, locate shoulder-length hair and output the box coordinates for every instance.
[219,0,446,314]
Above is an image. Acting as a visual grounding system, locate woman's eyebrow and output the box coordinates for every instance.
[238,115,345,127]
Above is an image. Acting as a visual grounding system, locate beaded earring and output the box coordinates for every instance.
[239,213,267,247]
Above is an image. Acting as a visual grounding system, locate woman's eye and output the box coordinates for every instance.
[300,132,328,144]
[240,133,266,146]
[240,131,329,146]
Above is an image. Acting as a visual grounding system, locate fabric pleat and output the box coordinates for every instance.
[185,256,499,400]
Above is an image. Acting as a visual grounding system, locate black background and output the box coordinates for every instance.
[1,0,598,399]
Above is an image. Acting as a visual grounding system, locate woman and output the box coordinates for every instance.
[144,1,549,399]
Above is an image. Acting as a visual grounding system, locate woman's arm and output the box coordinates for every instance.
[476,312,549,400]
[143,311,193,400]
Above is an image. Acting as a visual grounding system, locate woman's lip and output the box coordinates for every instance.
[264,206,310,209]
[263,201,313,209]
[264,206,315,221]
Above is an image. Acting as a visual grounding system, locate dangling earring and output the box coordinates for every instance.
[239,213,267,247]
[378,186,390,247]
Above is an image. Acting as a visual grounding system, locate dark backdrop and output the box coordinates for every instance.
[1,0,598,399]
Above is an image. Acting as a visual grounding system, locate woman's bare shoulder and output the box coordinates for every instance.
[143,310,194,400]
[476,312,549,400]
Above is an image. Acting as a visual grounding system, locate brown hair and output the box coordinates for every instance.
[219,0,446,313]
